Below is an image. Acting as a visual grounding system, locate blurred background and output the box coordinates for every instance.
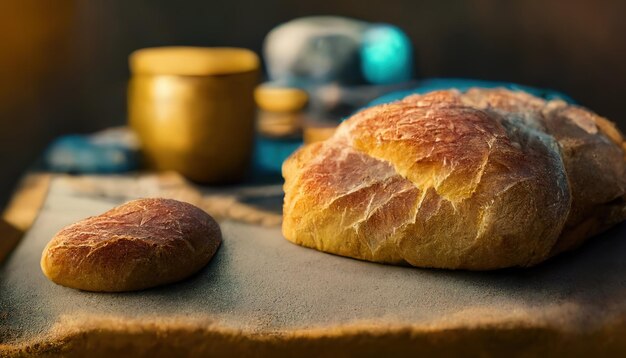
[1,0,625,207]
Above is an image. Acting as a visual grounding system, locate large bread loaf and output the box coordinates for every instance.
[282,89,626,269]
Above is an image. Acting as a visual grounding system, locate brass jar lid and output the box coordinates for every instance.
[129,47,259,76]
[254,84,308,112]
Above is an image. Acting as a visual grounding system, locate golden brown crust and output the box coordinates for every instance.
[40,198,221,292]
[282,89,626,269]
[461,89,626,253]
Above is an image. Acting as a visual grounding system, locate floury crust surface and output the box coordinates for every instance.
[282,89,626,270]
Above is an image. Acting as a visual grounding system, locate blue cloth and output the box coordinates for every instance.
[44,135,138,174]
[367,78,575,107]
[47,79,575,177]
[45,132,293,178]
[253,78,577,176]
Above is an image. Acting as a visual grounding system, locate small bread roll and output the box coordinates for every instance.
[41,198,221,292]
[282,89,626,270]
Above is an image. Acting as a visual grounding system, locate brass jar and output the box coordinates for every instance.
[128,47,260,183]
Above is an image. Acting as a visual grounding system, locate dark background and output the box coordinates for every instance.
[1,0,625,207]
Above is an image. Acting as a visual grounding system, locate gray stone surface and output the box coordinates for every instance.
[2,177,626,344]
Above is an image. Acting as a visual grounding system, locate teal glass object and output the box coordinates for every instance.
[252,135,303,178]
[360,25,413,85]
[367,78,575,107]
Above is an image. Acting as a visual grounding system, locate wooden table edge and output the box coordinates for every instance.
[0,173,52,264]
[2,317,626,357]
